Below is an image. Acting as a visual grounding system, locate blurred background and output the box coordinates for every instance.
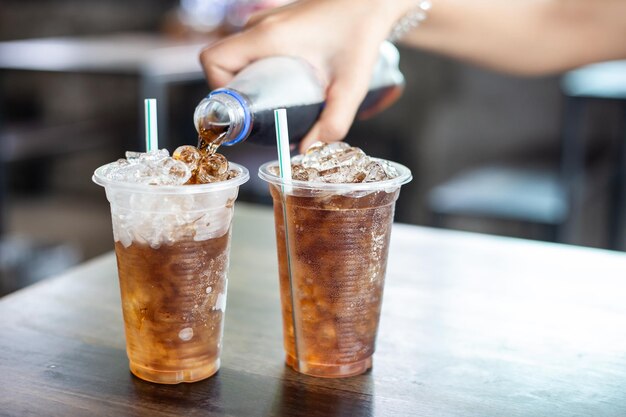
[1,0,625,296]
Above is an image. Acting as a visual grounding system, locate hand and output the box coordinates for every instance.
[200,0,412,152]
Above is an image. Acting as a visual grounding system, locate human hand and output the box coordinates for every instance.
[200,0,413,152]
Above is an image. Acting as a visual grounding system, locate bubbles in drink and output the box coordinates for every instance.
[289,142,399,183]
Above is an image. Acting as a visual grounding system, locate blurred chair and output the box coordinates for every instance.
[0,119,129,296]
[428,165,569,241]
[561,60,626,249]
[427,60,626,244]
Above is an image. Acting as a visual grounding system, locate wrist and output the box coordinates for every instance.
[368,0,418,27]
[388,0,433,42]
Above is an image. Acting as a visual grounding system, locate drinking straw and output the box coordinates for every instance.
[274,108,300,364]
[274,108,292,183]
[144,98,159,152]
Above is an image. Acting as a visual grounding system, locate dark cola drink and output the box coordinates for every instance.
[259,142,412,378]
[93,148,249,384]
[115,234,230,383]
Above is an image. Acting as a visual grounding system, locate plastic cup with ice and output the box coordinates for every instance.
[259,141,411,378]
[93,147,249,384]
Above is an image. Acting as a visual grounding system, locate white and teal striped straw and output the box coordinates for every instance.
[144,98,159,152]
[274,108,299,362]
[274,108,292,184]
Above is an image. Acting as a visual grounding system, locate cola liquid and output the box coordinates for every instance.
[194,41,405,147]
[197,121,229,155]
[115,233,230,383]
[93,152,249,384]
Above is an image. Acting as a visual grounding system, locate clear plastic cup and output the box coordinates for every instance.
[259,159,411,378]
[93,162,249,384]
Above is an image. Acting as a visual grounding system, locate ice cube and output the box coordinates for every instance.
[154,159,191,185]
[173,145,202,172]
[196,153,229,183]
[306,168,320,182]
[363,161,388,182]
[104,153,191,185]
[203,153,228,175]
[317,166,352,183]
[125,151,142,161]
[110,162,152,183]
[291,164,310,181]
[333,147,367,168]
[301,142,368,182]
[381,160,399,178]
[321,141,350,156]
[304,141,325,155]
[350,170,367,183]
[301,142,325,168]
[291,142,399,184]
[141,149,170,161]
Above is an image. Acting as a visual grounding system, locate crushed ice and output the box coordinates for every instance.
[101,149,191,185]
[289,142,399,183]
[100,147,238,185]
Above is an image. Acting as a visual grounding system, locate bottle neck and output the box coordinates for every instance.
[193,89,251,146]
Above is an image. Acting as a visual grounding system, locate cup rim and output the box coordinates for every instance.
[258,158,412,191]
[93,161,249,194]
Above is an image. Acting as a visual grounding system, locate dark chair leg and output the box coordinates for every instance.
[608,103,626,250]
[559,96,587,245]
[545,223,560,243]
[430,212,447,229]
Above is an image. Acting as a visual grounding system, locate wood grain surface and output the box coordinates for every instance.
[1,203,626,417]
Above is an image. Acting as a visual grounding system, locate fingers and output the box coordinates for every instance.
[245,2,297,28]
[299,124,322,153]
[299,84,361,152]
[199,28,279,89]
[299,53,377,153]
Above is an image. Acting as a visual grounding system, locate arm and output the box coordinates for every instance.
[200,0,626,150]
[403,0,626,75]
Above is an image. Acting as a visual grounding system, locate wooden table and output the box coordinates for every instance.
[1,203,626,416]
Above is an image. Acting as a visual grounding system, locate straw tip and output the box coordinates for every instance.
[144,98,159,152]
[274,108,292,181]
